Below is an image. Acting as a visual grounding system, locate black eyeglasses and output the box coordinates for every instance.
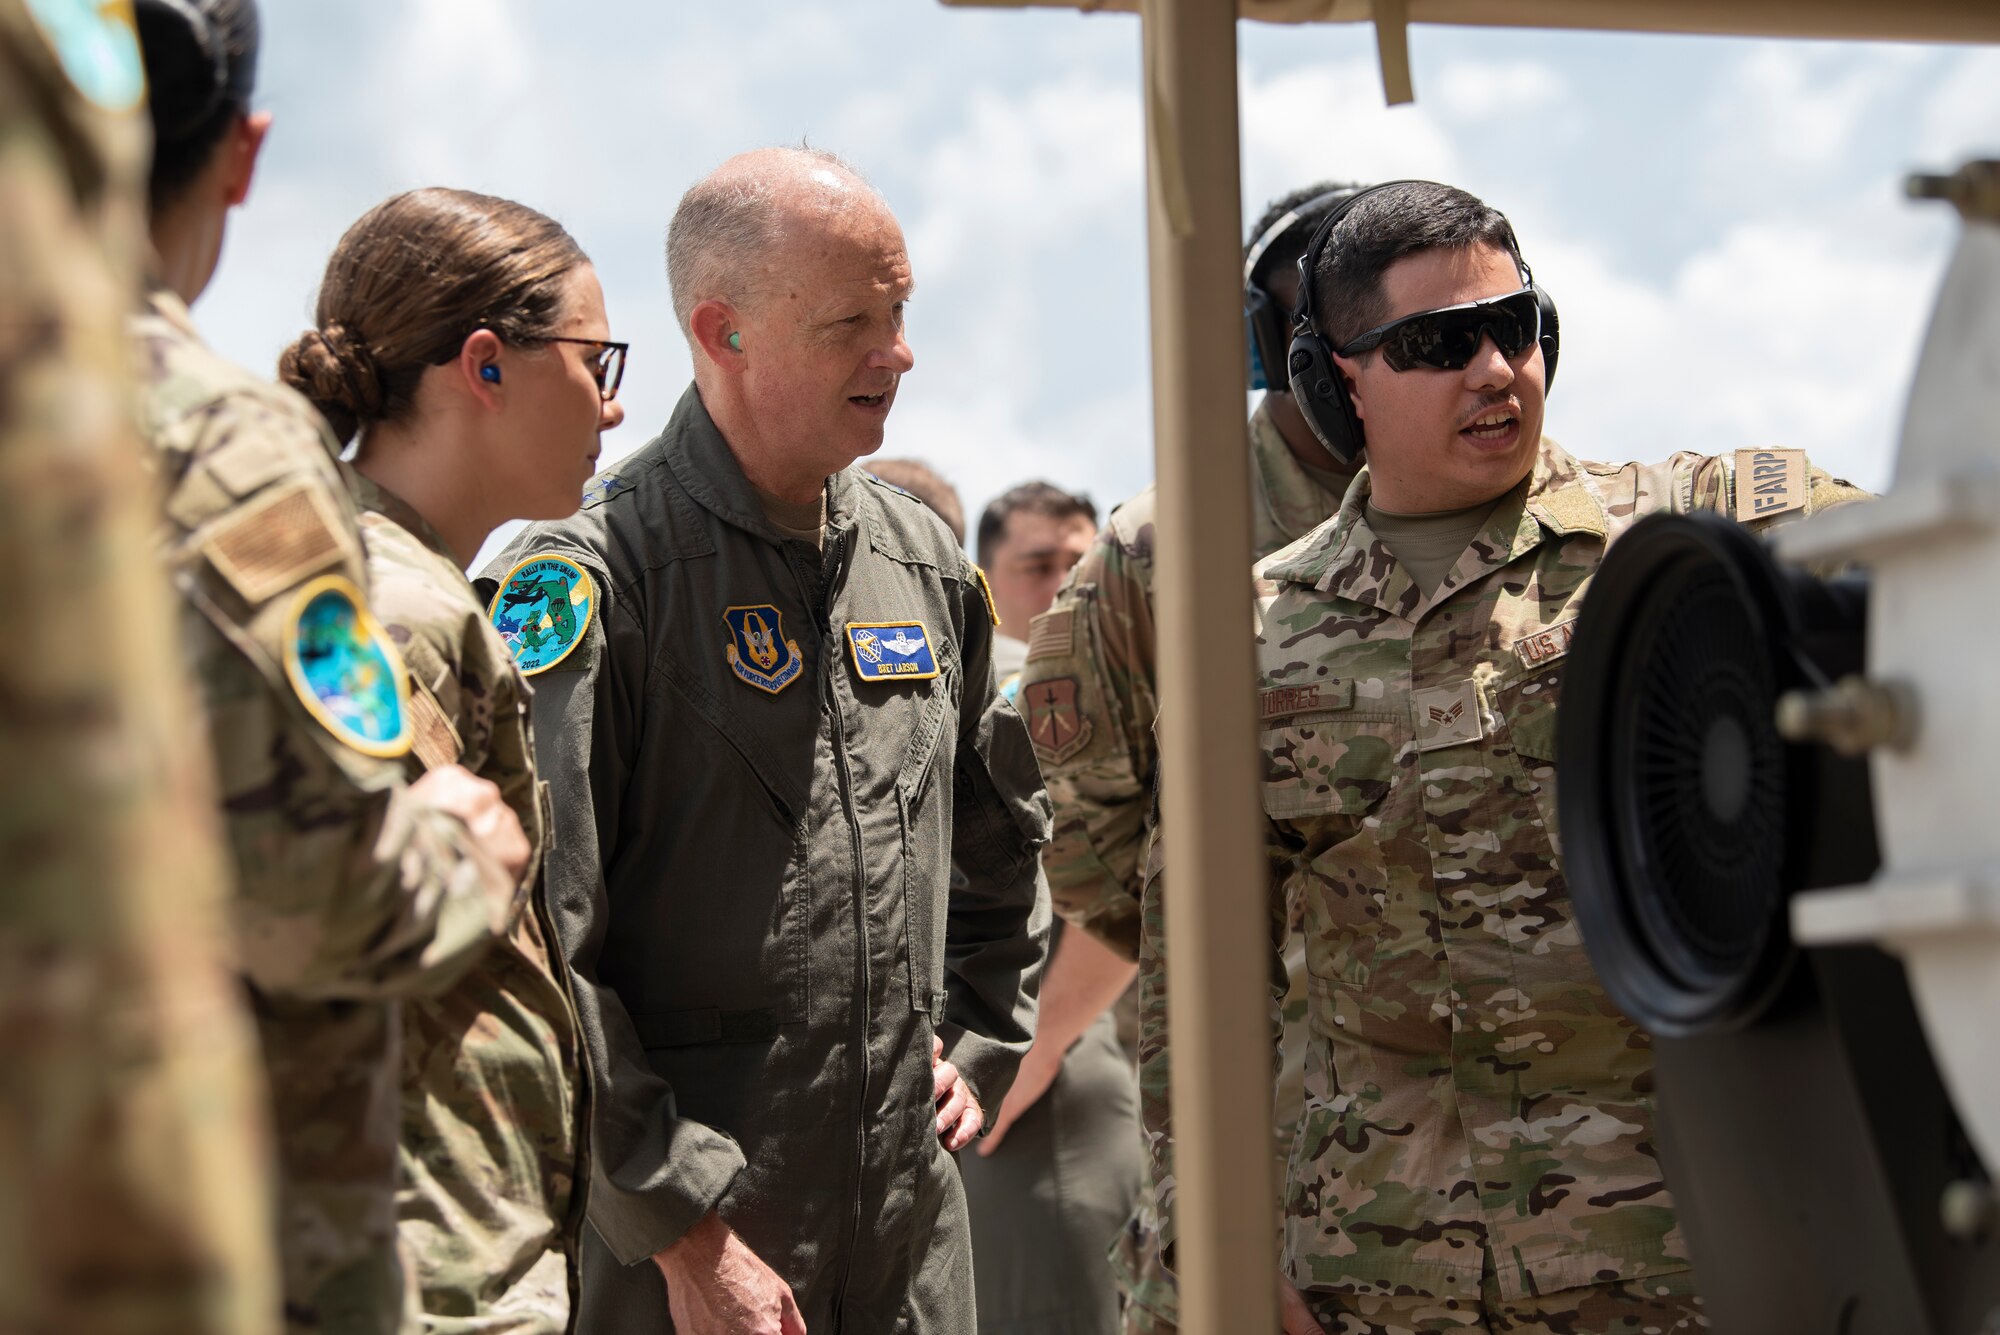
[1337,288,1540,373]
[538,336,629,401]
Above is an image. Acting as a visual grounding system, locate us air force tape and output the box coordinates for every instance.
[282,574,412,759]
[488,554,595,676]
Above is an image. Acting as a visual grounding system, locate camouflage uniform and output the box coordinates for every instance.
[1018,399,1352,1332]
[0,3,274,1330]
[1141,441,1864,1324]
[134,288,516,1332]
[345,470,589,1333]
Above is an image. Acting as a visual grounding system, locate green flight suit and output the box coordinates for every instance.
[483,384,1051,1334]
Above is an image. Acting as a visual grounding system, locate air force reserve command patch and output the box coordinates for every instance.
[283,575,412,759]
[847,621,940,682]
[489,554,595,676]
[724,604,804,694]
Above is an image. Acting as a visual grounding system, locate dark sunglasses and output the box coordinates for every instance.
[1336,288,1540,372]
[538,336,629,401]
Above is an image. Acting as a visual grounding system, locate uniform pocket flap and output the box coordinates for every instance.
[1260,718,1400,821]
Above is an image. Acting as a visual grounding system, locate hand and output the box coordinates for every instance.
[651,1211,805,1335]
[931,1034,984,1152]
[413,763,531,884]
[1279,1274,1328,1335]
[975,1039,1060,1156]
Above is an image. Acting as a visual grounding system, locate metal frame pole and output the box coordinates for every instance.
[1140,1,1279,1330]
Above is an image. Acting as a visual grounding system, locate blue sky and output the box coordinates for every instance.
[192,3,2000,566]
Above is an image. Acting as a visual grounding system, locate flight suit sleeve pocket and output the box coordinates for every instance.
[1260,716,1399,823]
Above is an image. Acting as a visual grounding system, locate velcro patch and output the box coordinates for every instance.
[847,621,940,682]
[201,479,349,606]
[1022,675,1093,765]
[1533,486,1608,538]
[1512,619,1577,670]
[405,680,463,771]
[489,554,595,677]
[1414,681,1483,752]
[1734,449,1807,522]
[1026,608,1074,662]
[282,575,411,759]
[1259,680,1355,721]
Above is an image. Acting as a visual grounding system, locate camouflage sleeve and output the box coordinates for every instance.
[1673,448,1872,530]
[1018,501,1159,960]
[942,555,1053,1113]
[166,397,510,1002]
[0,6,275,1328]
[490,543,747,1265]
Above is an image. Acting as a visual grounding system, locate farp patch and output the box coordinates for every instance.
[283,575,411,759]
[847,622,940,682]
[724,604,804,694]
[489,554,595,676]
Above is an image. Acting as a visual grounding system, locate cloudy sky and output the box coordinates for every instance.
[193,3,1999,568]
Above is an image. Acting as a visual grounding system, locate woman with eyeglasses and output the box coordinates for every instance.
[279,188,626,1333]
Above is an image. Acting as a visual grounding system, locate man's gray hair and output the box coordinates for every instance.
[665,146,873,340]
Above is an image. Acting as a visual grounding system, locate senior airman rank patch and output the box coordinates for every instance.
[725,604,804,694]
[489,554,595,676]
[283,575,412,759]
[1413,681,1484,752]
[847,621,940,682]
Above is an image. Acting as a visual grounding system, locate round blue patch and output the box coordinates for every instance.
[282,575,411,758]
[25,0,146,112]
[488,554,595,676]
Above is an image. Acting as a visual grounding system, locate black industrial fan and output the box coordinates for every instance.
[1557,511,1999,1335]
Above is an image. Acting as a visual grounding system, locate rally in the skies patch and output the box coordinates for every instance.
[489,554,595,676]
[846,621,940,683]
[282,574,412,759]
[724,604,804,695]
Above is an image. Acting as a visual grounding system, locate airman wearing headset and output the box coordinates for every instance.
[1016,181,1367,1335]
[1139,180,1865,1334]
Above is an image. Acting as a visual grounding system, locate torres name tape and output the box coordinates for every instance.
[846,621,939,681]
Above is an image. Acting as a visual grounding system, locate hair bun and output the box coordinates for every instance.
[279,323,385,444]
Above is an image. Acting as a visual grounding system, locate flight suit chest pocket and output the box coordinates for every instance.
[899,669,958,1018]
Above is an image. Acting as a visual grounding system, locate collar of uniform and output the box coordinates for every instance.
[343,463,459,565]
[1259,436,1605,620]
[664,382,859,548]
[1248,398,1350,549]
[139,281,203,342]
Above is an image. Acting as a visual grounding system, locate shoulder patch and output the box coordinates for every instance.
[1531,485,1608,539]
[1026,607,1074,662]
[282,575,411,759]
[201,478,351,606]
[724,604,805,694]
[970,564,1002,627]
[488,554,595,676]
[1021,675,1093,765]
[847,621,940,682]
[25,0,145,111]
[1734,449,1808,522]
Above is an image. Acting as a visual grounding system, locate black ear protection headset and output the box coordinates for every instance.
[1285,180,1561,465]
[1242,187,1362,392]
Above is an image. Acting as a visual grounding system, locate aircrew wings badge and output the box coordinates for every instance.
[489,554,595,676]
[725,604,804,694]
[283,574,412,759]
[846,621,940,682]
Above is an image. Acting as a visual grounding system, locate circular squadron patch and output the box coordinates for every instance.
[488,554,595,676]
[282,575,412,758]
[25,0,146,111]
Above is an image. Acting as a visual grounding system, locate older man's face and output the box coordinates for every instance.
[741,194,915,473]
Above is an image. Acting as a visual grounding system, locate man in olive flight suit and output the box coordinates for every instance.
[487,147,1050,1335]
